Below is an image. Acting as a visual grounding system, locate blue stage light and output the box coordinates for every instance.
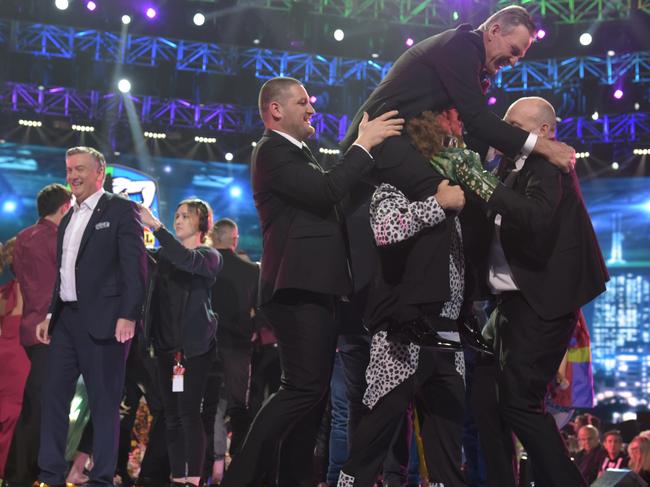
[229,186,242,198]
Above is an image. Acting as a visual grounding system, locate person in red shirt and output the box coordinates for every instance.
[5,183,72,487]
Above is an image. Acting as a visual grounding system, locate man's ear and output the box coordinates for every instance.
[488,23,501,40]
[269,101,282,120]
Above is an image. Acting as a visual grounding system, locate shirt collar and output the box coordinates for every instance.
[74,188,105,212]
[38,217,59,230]
[272,130,304,149]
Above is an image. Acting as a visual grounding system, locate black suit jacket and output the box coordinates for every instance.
[49,192,147,339]
[252,130,373,305]
[487,155,609,320]
[341,24,529,163]
[211,249,259,345]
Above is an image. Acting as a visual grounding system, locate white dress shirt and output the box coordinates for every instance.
[59,189,105,302]
[272,129,373,159]
[487,157,526,293]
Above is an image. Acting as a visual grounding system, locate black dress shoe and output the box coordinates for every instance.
[458,316,494,355]
[386,317,463,351]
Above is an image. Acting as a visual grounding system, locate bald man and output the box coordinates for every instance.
[454,97,608,487]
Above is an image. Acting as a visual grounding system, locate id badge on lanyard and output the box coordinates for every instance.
[172,351,185,392]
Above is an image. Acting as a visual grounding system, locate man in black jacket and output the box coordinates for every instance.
[342,6,576,344]
[452,97,609,487]
[209,218,258,465]
[221,77,403,487]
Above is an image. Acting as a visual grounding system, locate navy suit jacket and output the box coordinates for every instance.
[48,191,147,339]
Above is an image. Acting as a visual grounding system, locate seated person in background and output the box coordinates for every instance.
[599,429,628,474]
[574,425,607,484]
[628,435,650,483]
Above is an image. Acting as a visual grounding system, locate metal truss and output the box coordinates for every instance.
[244,0,632,26]
[2,82,648,145]
[2,20,649,92]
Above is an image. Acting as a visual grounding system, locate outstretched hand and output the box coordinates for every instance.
[355,110,404,153]
[138,204,162,231]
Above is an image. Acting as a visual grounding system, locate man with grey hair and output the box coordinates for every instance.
[35,146,147,487]
[436,97,608,487]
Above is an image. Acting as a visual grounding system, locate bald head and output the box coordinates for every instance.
[504,97,556,139]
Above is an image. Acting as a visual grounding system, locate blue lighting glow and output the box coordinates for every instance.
[229,186,242,198]
[2,200,17,213]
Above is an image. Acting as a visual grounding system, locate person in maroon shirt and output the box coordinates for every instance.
[5,183,71,487]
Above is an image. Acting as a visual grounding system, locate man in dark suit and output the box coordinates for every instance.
[342,6,576,344]
[35,146,147,487]
[221,77,403,487]
[456,97,609,487]
[208,218,259,475]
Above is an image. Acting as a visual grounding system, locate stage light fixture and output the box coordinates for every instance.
[333,29,344,42]
[251,141,257,147]
[144,131,166,139]
[405,38,414,47]
[371,53,379,59]
[608,50,616,57]
[117,79,132,93]
[225,152,234,161]
[121,14,132,24]
[164,165,172,173]
[579,33,592,46]
[309,96,317,104]
[634,102,640,111]
[319,148,341,155]
[19,119,43,127]
[633,148,650,156]
[591,111,599,121]
[487,96,497,106]
[536,29,546,40]
[193,12,205,26]
[611,162,620,170]
[146,7,157,19]
[253,38,260,45]
[613,89,624,100]
[195,136,216,144]
[86,1,97,11]
[229,186,242,198]
[575,152,591,159]
[72,124,95,132]
[452,11,459,21]
[54,0,69,11]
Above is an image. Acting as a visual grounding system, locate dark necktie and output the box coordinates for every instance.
[301,144,322,169]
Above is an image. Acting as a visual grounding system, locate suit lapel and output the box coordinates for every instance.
[76,193,110,263]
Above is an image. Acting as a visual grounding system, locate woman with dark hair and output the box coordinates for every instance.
[139,198,222,487]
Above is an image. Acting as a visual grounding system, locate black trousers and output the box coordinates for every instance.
[157,346,215,479]
[221,291,339,487]
[38,305,129,487]
[340,347,466,487]
[219,342,252,456]
[476,293,587,487]
[5,344,49,486]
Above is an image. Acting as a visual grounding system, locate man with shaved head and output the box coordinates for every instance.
[444,96,609,486]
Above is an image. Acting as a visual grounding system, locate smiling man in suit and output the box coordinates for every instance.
[220,77,403,487]
[341,6,577,347]
[35,146,147,487]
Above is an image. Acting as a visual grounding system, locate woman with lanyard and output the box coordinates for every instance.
[139,198,222,487]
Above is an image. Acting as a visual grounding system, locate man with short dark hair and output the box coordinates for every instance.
[36,147,147,487]
[600,430,628,473]
[207,218,258,479]
[221,77,403,487]
[6,183,72,487]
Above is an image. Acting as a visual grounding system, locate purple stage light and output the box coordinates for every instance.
[537,28,546,40]
[405,38,414,47]
[488,96,497,106]
[613,89,624,100]
[145,7,157,19]
[309,96,317,104]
